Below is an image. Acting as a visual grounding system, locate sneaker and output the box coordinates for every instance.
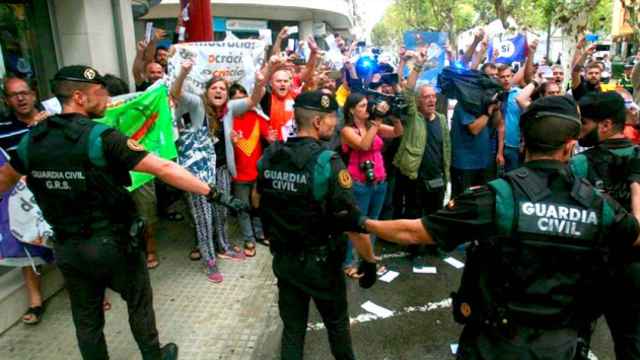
[206,260,223,283]
[217,248,245,261]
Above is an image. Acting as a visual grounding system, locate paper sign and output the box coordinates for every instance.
[443,257,465,269]
[145,22,154,43]
[287,26,298,35]
[450,344,459,354]
[287,39,295,52]
[403,31,448,88]
[379,270,399,283]
[361,301,394,318]
[41,97,61,115]
[259,29,272,46]
[413,266,437,274]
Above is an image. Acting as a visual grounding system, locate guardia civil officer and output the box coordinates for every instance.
[0,66,231,360]
[570,91,640,359]
[361,96,640,359]
[253,90,377,360]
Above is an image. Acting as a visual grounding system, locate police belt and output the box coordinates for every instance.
[271,244,331,259]
[53,219,126,243]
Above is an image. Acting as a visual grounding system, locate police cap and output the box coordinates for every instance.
[578,91,626,126]
[520,95,581,150]
[53,65,106,85]
[294,91,338,113]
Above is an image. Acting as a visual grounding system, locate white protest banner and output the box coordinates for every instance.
[8,179,53,248]
[167,39,267,95]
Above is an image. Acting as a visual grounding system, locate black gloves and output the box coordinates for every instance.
[357,260,377,289]
[206,186,250,212]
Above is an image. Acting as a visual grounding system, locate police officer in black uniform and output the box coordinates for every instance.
[570,91,640,359]
[253,90,377,360]
[0,65,231,360]
[361,96,640,359]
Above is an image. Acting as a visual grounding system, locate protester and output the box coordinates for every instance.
[228,83,275,251]
[572,39,602,101]
[0,76,52,325]
[340,92,403,277]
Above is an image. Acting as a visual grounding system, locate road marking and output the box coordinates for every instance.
[307,298,452,331]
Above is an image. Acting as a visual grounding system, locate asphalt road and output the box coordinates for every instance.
[254,241,616,360]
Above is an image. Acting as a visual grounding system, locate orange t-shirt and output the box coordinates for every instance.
[269,90,299,141]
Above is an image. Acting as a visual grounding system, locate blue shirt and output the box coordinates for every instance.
[502,87,522,148]
[451,103,491,170]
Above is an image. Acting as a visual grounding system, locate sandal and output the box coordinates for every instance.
[344,267,362,279]
[376,264,388,276]
[146,253,159,269]
[103,299,112,312]
[22,306,44,325]
[189,248,201,261]
[244,243,256,257]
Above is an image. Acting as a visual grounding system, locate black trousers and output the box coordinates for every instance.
[55,234,160,360]
[603,261,640,359]
[277,278,355,360]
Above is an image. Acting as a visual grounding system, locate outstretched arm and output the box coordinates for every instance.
[364,219,433,246]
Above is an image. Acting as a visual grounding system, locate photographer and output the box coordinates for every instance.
[340,92,402,278]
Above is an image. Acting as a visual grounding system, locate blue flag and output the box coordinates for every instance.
[403,31,448,89]
[488,34,527,65]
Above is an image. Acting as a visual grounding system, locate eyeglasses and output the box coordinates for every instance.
[5,91,32,99]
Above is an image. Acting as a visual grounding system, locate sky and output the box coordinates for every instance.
[358,0,393,39]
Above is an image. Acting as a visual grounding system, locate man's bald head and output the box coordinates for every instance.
[145,62,165,83]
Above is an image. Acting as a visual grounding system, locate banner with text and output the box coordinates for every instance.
[488,34,527,65]
[167,40,266,95]
[403,31,448,88]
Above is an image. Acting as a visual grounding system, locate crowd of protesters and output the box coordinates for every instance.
[2,18,640,341]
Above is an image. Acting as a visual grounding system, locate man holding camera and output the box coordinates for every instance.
[253,91,376,359]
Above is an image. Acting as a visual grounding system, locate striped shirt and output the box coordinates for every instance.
[0,113,29,158]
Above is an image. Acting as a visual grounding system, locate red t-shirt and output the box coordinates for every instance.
[232,110,271,182]
[625,124,640,145]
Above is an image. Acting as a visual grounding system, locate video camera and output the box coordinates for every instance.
[365,89,409,119]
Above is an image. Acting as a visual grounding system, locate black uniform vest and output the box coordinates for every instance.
[19,115,136,237]
[453,166,610,331]
[259,140,330,253]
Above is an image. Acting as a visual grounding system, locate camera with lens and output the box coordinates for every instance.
[365,90,409,120]
[359,160,376,183]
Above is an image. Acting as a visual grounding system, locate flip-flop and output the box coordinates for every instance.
[244,243,256,257]
[344,267,362,279]
[22,306,44,325]
[146,253,159,269]
[189,248,201,261]
[103,299,112,312]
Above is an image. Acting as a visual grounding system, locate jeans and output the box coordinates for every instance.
[504,146,521,172]
[344,181,387,267]
[232,181,264,244]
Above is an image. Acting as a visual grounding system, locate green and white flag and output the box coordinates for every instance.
[96,84,177,191]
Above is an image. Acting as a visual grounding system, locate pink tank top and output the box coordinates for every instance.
[342,129,386,183]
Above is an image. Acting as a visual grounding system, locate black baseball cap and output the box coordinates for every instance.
[53,65,106,85]
[294,91,338,113]
[520,95,582,150]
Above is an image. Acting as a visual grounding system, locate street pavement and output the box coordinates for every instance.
[0,209,617,359]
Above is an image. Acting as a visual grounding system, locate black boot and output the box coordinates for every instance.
[161,343,178,360]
